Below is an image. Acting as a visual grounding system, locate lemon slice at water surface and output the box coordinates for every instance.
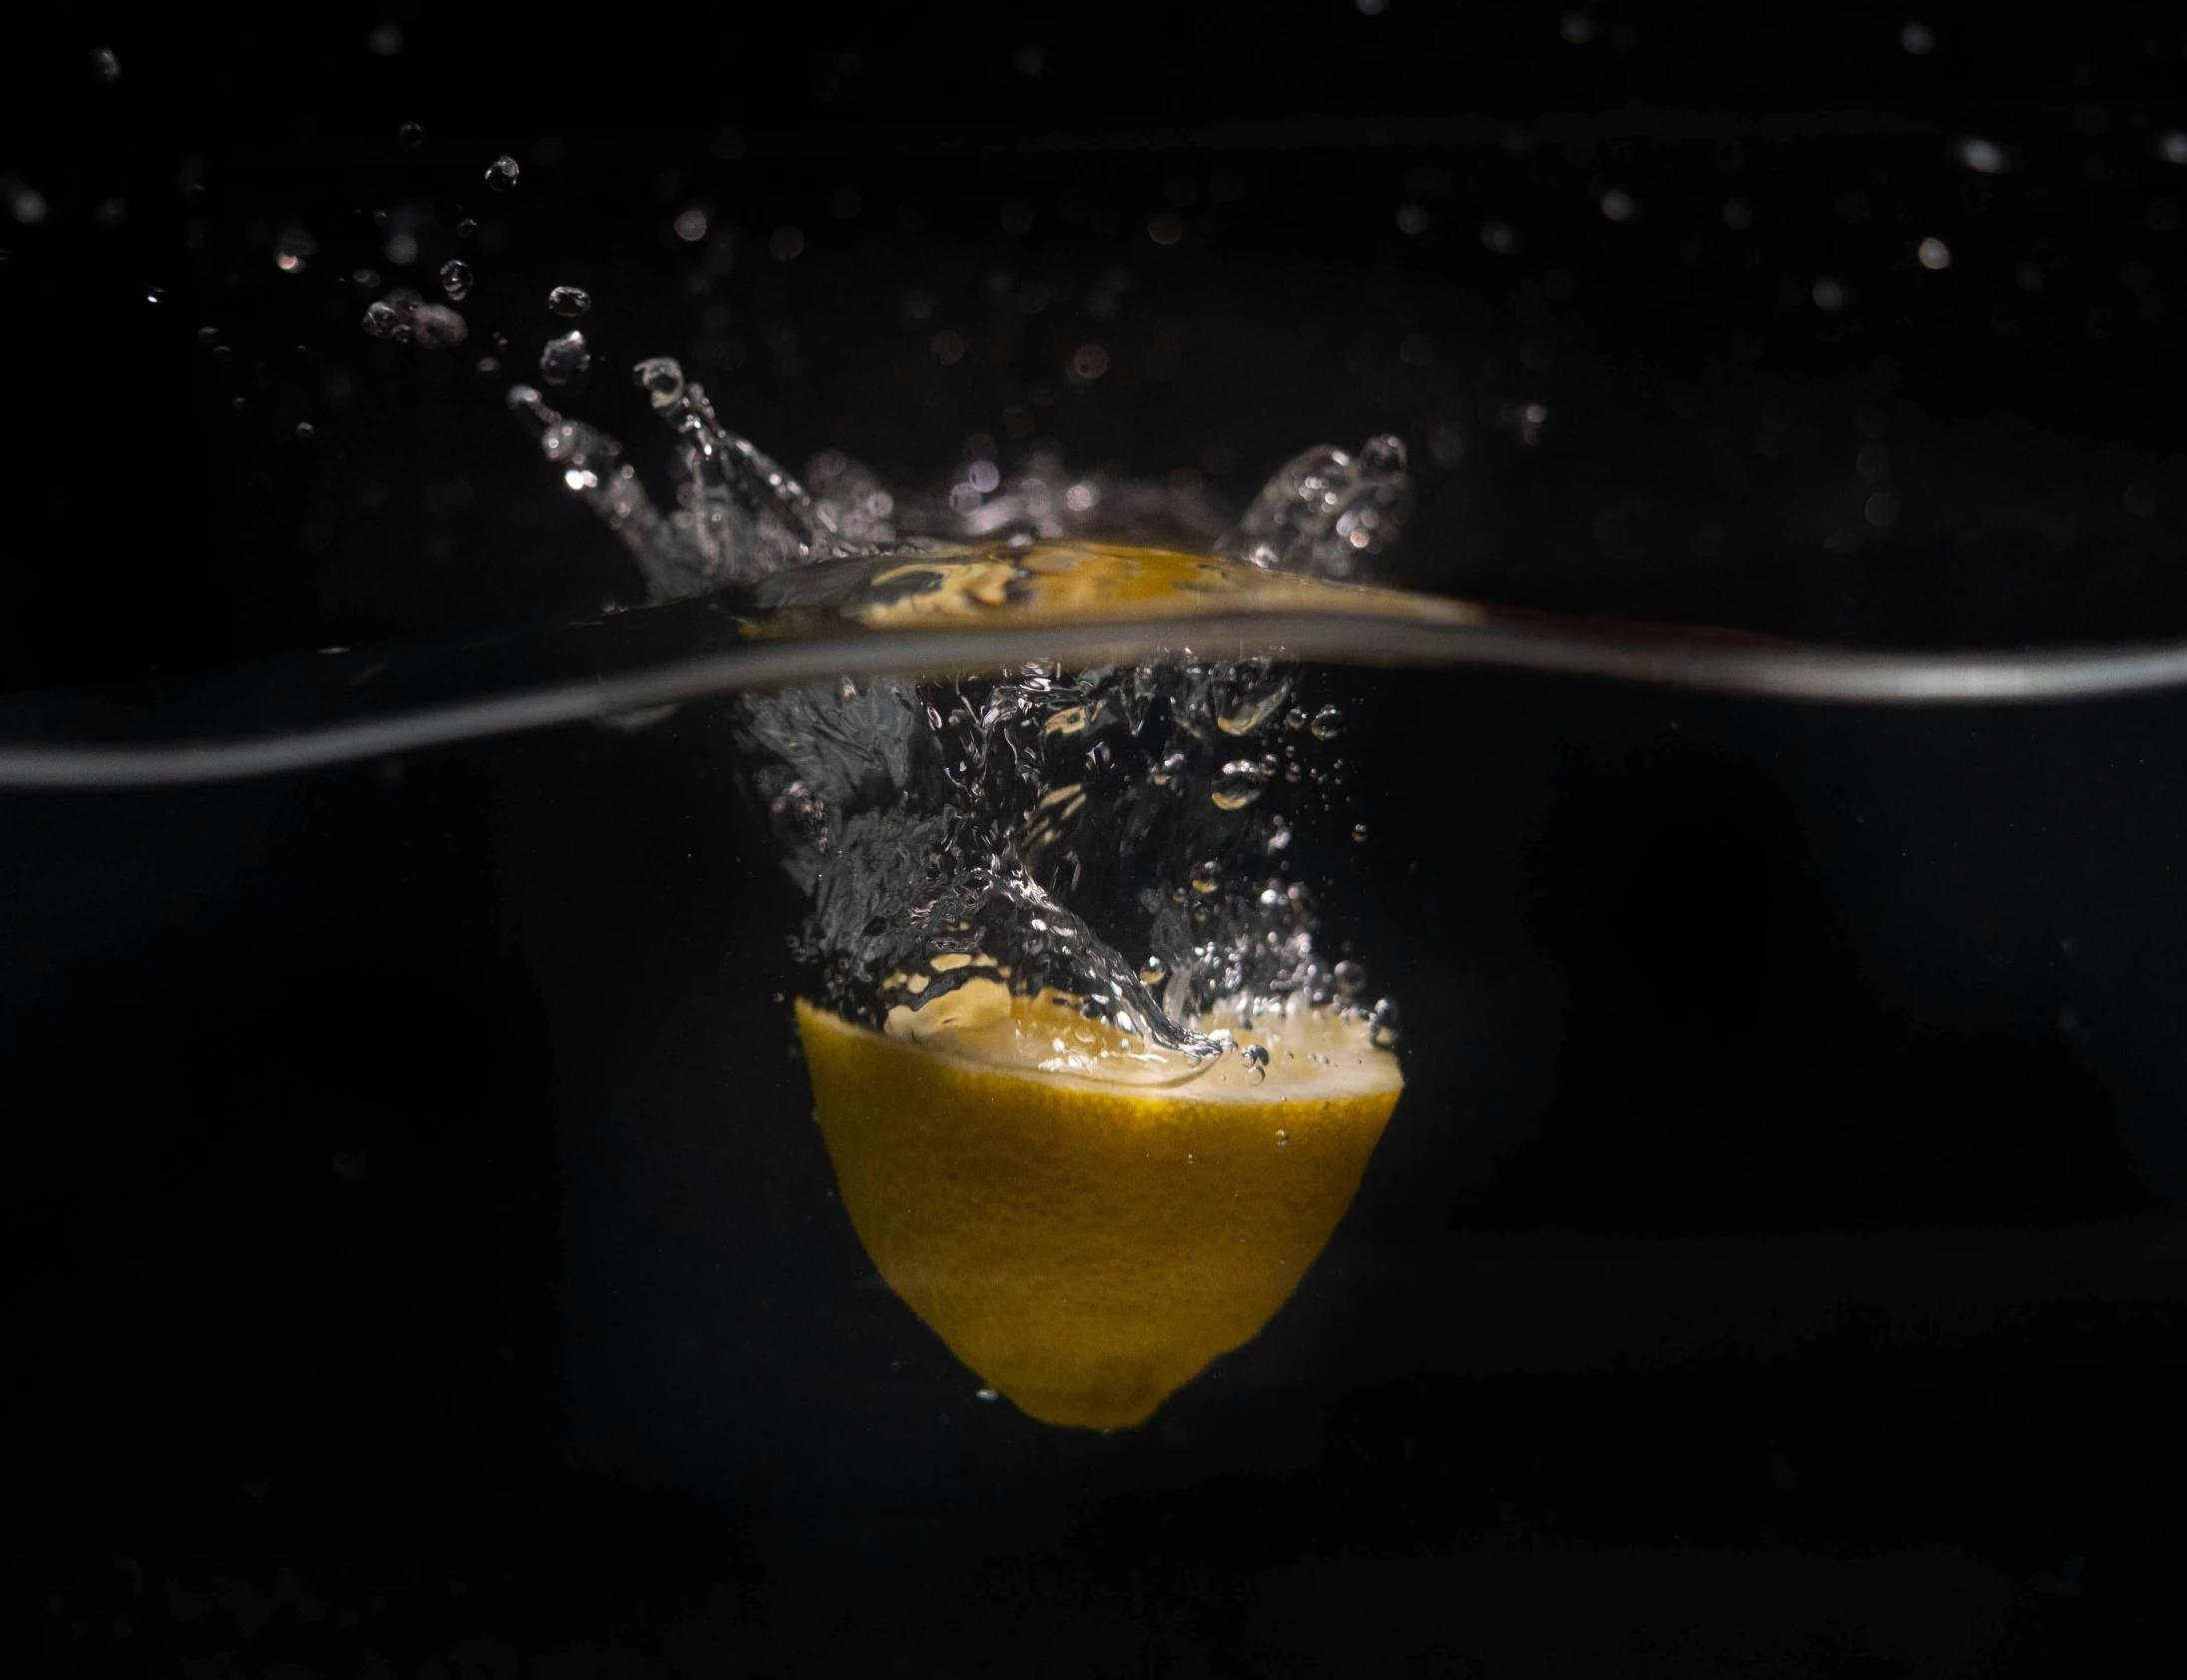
[797,987,1403,1430]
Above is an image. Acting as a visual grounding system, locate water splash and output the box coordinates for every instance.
[1218,434,1412,577]
[514,357,1396,1072]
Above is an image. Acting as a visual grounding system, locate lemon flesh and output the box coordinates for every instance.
[797,991,1402,1430]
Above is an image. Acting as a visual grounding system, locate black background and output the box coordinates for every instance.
[7,4,2187,1673]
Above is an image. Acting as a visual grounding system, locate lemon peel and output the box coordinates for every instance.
[797,990,1401,1429]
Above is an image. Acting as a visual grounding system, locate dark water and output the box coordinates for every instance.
[7,8,2187,1674]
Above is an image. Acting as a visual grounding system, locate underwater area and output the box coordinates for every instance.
[7,7,2187,1674]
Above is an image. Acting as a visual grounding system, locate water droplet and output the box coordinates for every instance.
[439,259,472,301]
[1812,277,1848,312]
[633,356,685,409]
[1310,704,1343,741]
[90,47,120,82]
[1275,1129,1289,1146]
[456,218,478,238]
[976,1387,999,1402]
[1352,822,1369,843]
[367,23,402,55]
[769,225,805,261]
[397,120,425,150]
[274,227,317,274]
[295,421,315,438]
[1600,188,1637,223]
[360,289,467,348]
[540,331,590,385]
[484,155,520,193]
[144,285,164,303]
[1954,136,2006,174]
[548,285,590,318]
[1560,13,1596,44]
[1900,21,1934,54]
[1916,237,1951,271]
[2159,133,2187,168]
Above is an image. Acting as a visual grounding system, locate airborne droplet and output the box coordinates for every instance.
[540,331,590,385]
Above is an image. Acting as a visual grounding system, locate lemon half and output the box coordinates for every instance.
[798,988,1402,1430]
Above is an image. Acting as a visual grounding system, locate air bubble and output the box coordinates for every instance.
[1369,997,1400,1049]
[1275,1129,1289,1146]
[484,155,520,193]
[1211,760,1270,810]
[1310,704,1343,740]
[1218,677,1292,736]
[439,259,472,301]
[548,285,591,318]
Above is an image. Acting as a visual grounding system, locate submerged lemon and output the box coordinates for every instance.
[797,986,1402,1430]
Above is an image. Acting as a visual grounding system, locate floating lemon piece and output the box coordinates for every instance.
[797,989,1402,1430]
